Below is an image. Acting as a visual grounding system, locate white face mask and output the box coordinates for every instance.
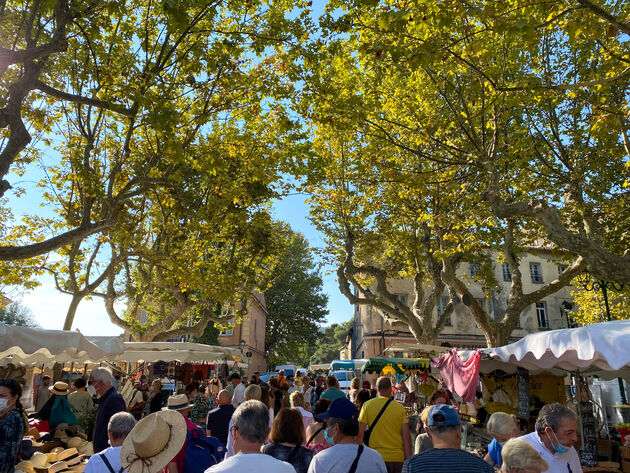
[87,385,97,396]
[0,398,9,411]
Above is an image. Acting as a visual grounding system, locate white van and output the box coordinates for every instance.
[330,369,355,393]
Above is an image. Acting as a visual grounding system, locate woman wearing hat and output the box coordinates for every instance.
[0,379,28,473]
[120,411,186,473]
[36,382,78,430]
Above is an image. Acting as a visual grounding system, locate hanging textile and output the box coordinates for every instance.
[430,348,481,403]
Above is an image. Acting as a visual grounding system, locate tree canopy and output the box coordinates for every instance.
[0,0,314,338]
[264,225,328,366]
[285,0,630,346]
[0,302,38,327]
[309,319,353,365]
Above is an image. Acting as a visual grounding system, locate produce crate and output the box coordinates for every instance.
[621,446,630,461]
[622,460,630,473]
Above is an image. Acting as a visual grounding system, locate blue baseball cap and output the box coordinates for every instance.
[316,397,357,421]
[427,404,461,427]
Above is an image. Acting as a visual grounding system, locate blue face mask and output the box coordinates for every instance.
[324,427,334,445]
[547,430,570,453]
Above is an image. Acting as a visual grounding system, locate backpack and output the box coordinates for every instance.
[184,426,225,473]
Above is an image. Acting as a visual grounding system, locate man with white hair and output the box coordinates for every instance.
[84,412,136,473]
[206,400,294,472]
[89,367,127,453]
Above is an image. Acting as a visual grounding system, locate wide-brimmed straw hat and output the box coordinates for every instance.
[48,461,72,473]
[31,452,52,469]
[162,393,193,411]
[57,449,84,469]
[49,382,70,396]
[120,410,186,473]
[15,461,35,473]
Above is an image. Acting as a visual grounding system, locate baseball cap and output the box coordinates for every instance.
[427,404,461,427]
[316,397,357,421]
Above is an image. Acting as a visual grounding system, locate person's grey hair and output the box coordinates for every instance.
[427,424,460,436]
[487,412,517,438]
[233,400,270,443]
[107,412,136,440]
[500,439,549,473]
[90,367,114,387]
[244,384,261,401]
[535,403,576,434]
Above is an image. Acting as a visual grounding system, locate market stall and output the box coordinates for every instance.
[0,324,123,365]
[487,320,630,467]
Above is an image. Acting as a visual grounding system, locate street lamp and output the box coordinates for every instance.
[575,269,627,404]
[238,339,247,354]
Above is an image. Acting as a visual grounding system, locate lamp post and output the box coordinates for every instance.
[575,270,627,404]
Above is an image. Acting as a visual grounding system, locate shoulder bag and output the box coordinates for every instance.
[363,398,393,447]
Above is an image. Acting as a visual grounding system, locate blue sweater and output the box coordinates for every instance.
[92,387,126,453]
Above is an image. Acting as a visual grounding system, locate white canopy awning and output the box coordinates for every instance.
[488,320,630,380]
[0,324,123,364]
[115,342,243,364]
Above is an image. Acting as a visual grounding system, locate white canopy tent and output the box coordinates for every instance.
[115,342,243,364]
[488,320,630,380]
[0,324,124,364]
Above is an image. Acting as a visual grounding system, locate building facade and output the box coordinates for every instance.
[349,249,577,359]
[217,292,268,378]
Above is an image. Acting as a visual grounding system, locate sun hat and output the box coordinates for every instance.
[15,461,35,473]
[427,404,461,427]
[162,393,193,411]
[49,382,70,396]
[316,397,357,421]
[120,410,186,473]
[48,461,72,473]
[66,437,84,449]
[75,441,93,456]
[31,452,52,469]
[57,448,83,469]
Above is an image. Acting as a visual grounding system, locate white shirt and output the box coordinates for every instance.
[84,446,125,473]
[519,431,582,473]
[206,453,294,473]
[231,383,246,408]
[127,389,143,408]
[308,443,387,473]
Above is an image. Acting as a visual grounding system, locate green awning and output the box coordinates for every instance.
[361,357,430,374]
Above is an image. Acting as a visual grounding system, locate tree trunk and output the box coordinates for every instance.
[63,293,84,330]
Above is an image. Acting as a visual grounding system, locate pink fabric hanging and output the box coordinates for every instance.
[430,348,481,403]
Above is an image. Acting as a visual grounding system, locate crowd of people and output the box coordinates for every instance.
[0,368,586,473]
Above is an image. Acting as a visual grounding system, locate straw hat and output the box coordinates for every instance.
[15,461,35,473]
[120,410,186,473]
[65,438,84,449]
[31,452,52,469]
[162,394,193,411]
[57,448,83,469]
[48,461,72,473]
[76,441,93,456]
[49,382,70,396]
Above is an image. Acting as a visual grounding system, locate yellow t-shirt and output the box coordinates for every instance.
[358,396,408,462]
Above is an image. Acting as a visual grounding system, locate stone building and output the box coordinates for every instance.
[348,248,577,359]
[217,292,268,378]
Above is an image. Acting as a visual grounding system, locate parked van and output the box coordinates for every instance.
[330,369,355,393]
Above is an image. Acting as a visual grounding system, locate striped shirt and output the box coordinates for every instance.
[402,448,494,473]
